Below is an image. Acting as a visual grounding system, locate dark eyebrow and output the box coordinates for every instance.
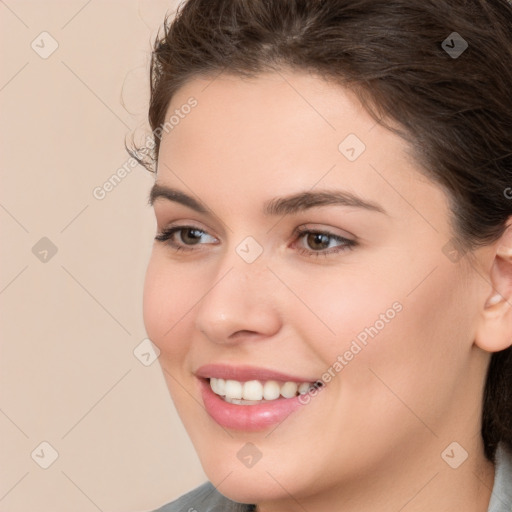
[149,184,209,213]
[148,183,386,216]
[263,189,386,216]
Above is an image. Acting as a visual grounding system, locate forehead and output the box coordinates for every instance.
[163,71,376,158]
[156,71,449,229]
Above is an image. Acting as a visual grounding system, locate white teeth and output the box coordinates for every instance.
[242,380,263,400]
[281,382,298,398]
[210,377,219,394]
[209,377,317,402]
[263,380,281,400]
[224,379,243,399]
[216,378,225,396]
[298,382,311,394]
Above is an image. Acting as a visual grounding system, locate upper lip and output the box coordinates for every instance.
[195,364,317,383]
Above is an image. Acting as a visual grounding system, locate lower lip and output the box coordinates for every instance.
[199,378,309,431]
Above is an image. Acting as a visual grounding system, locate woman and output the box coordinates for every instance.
[130,0,512,510]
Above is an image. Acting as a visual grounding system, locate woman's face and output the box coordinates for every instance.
[143,71,492,505]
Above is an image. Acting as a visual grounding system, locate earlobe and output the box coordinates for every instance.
[484,292,505,309]
[476,292,512,353]
[474,222,512,353]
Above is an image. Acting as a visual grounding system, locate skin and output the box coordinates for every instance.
[143,70,512,512]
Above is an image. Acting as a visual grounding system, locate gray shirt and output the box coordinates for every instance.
[153,442,512,512]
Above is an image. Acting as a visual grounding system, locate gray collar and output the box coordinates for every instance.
[487,442,512,512]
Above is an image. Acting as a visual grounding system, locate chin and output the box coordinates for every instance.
[207,475,281,505]
[200,448,316,506]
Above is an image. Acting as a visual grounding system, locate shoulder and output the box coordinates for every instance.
[150,481,253,512]
[487,442,512,512]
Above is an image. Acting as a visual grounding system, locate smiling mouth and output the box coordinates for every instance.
[207,377,323,405]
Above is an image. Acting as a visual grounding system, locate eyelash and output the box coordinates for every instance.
[154,225,357,258]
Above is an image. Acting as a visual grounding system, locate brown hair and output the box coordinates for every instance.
[128,0,512,463]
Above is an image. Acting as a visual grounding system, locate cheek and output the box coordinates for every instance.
[299,256,472,413]
[142,256,165,343]
[278,263,403,361]
[142,253,195,358]
[335,262,475,437]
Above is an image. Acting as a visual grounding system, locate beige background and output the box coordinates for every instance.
[0,1,207,510]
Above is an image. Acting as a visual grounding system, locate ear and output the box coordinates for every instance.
[475,220,512,353]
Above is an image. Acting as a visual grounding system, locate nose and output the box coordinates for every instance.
[194,256,282,345]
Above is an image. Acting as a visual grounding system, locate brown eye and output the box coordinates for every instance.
[179,228,204,245]
[294,228,357,258]
[155,225,218,251]
[305,232,332,251]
